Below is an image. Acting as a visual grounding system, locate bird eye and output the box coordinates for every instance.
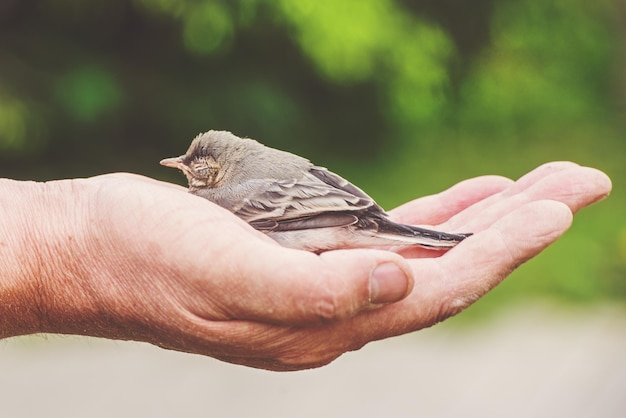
[192,163,207,172]
[191,159,210,173]
[190,158,219,183]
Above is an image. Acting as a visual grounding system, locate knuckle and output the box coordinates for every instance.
[308,290,344,322]
[435,289,485,323]
[303,274,363,323]
[233,328,348,371]
[273,336,345,370]
[275,351,340,370]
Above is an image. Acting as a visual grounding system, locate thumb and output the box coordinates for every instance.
[193,243,414,326]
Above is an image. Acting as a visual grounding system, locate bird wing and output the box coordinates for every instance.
[231,166,386,231]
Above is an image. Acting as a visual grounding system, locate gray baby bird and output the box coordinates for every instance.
[160,130,471,252]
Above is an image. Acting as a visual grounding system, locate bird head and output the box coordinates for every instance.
[160,130,247,190]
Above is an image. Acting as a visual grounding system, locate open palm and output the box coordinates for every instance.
[36,162,609,370]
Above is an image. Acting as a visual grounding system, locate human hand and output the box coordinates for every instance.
[0,162,610,371]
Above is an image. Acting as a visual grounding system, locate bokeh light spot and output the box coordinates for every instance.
[55,66,123,123]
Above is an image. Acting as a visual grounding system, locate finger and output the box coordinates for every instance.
[502,161,581,196]
[154,316,351,371]
[439,162,578,226]
[390,175,513,260]
[432,200,573,314]
[341,199,574,343]
[389,175,513,225]
[518,166,611,212]
[390,162,579,226]
[446,165,612,231]
[183,242,415,326]
[182,201,575,370]
[157,200,575,371]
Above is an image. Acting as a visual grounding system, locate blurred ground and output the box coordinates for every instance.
[1,301,624,418]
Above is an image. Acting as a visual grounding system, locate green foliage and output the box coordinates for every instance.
[277,0,395,83]
[0,91,45,154]
[54,66,123,123]
[458,0,618,134]
[0,93,30,151]
[182,2,234,54]
[0,0,623,308]
[275,0,455,125]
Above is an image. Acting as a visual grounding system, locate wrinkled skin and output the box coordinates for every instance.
[0,162,611,370]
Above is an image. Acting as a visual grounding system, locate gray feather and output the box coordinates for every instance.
[164,130,471,251]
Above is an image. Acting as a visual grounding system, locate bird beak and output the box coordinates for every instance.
[160,156,184,169]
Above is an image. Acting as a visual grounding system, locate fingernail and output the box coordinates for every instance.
[370,262,411,304]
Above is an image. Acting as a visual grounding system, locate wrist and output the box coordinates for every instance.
[0,178,95,338]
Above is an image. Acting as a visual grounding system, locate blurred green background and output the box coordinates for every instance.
[0,0,624,314]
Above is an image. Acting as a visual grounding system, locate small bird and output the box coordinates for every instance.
[160,130,471,252]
